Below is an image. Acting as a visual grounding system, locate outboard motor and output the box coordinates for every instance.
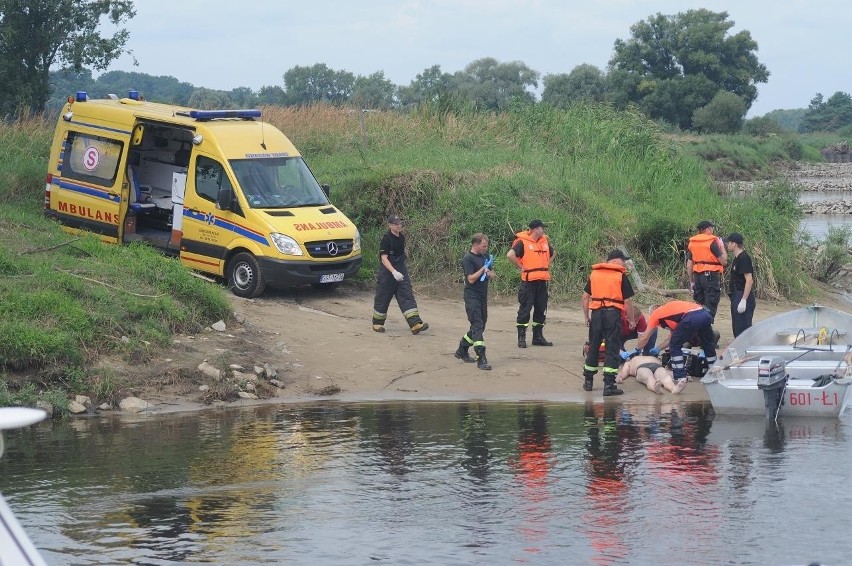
[757,356,788,421]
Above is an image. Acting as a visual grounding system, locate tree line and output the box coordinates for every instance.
[3,2,852,134]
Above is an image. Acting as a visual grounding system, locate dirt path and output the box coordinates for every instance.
[191,284,850,407]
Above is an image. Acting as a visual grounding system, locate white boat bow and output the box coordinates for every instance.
[0,407,48,566]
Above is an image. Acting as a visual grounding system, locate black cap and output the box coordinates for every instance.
[697,220,715,230]
[528,219,546,229]
[607,249,630,261]
[387,214,402,224]
[726,232,744,245]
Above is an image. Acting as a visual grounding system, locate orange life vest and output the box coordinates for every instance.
[688,233,724,273]
[513,231,551,282]
[647,300,703,331]
[588,262,626,311]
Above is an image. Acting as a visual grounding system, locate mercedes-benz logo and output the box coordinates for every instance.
[326,241,339,256]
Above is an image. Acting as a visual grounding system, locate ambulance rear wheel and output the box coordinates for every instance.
[227,252,266,298]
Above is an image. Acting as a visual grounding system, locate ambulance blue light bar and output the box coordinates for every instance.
[186,109,262,121]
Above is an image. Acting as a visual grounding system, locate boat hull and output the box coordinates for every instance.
[702,304,852,418]
[703,378,852,417]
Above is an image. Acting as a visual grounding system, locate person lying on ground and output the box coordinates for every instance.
[616,355,688,394]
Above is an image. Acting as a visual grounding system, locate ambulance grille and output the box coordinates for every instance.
[305,239,354,258]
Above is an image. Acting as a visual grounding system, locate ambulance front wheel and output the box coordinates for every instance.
[227,252,266,298]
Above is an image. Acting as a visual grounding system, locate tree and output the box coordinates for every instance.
[398,65,454,108]
[608,9,768,129]
[351,71,397,109]
[0,0,136,115]
[187,88,233,110]
[798,91,852,132]
[763,108,805,132]
[453,57,538,112]
[283,63,354,106]
[86,70,195,104]
[691,91,747,133]
[228,87,259,108]
[541,64,607,109]
[256,85,287,106]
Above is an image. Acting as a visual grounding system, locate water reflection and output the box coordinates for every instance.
[0,402,850,565]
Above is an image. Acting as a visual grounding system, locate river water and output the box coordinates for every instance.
[1,401,850,565]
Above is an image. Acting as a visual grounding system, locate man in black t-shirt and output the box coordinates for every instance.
[455,233,495,370]
[725,232,755,337]
[371,215,428,334]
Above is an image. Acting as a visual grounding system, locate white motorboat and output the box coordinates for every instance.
[0,407,48,566]
[701,304,852,418]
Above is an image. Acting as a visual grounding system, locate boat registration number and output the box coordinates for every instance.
[319,273,345,283]
[788,391,840,406]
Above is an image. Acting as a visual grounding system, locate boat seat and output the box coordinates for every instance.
[776,327,847,340]
[724,358,848,381]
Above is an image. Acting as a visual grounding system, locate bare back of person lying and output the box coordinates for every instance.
[616,355,687,394]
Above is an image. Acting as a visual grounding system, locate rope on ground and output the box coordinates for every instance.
[19,237,82,255]
[55,268,166,298]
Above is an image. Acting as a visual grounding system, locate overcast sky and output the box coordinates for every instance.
[105,1,850,116]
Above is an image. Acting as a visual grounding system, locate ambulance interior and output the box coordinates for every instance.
[125,124,192,246]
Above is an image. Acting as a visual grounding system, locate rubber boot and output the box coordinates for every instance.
[454,340,475,363]
[517,327,527,349]
[474,346,492,370]
[603,375,624,396]
[531,325,553,346]
[583,372,594,392]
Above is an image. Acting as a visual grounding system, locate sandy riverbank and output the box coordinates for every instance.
[121,284,851,414]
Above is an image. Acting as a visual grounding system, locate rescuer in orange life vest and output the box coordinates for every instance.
[686,220,727,322]
[582,250,636,396]
[506,220,556,348]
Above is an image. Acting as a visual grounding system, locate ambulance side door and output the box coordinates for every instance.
[49,130,125,242]
[178,155,236,276]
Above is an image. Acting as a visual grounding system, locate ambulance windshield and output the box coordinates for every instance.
[230,156,329,209]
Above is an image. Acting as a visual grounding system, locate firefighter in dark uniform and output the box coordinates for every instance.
[686,220,727,321]
[507,219,556,348]
[454,233,495,370]
[371,215,428,334]
[582,250,636,396]
[636,300,718,386]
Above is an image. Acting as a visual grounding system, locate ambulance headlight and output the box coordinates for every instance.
[271,233,303,256]
[353,228,361,252]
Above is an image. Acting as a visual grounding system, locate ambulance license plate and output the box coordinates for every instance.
[319,273,344,283]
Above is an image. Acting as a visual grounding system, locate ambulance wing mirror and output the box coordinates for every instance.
[216,186,235,211]
[321,183,330,198]
[131,125,145,146]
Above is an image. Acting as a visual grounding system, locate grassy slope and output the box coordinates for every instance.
[264,104,809,301]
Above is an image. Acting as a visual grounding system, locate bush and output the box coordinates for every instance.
[799,226,852,283]
[743,116,786,137]
[692,92,747,134]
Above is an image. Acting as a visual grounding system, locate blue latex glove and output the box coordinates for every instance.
[620,348,640,361]
[648,346,660,357]
[480,254,494,281]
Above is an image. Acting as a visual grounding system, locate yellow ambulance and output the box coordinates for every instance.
[44,91,362,297]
